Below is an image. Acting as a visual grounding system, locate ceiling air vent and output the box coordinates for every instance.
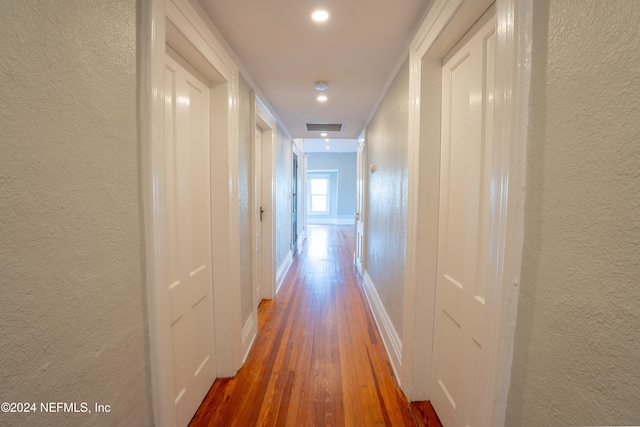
[306,123,343,132]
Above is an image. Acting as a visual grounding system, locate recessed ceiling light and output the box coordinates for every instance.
[320,132,328,137]
[325,139,330,142]
[312,10,329,22]
[317,95,328,102]
[314,81,329,91]
[325,145,331,149]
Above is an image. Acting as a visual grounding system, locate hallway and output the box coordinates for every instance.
[189,225,441,426]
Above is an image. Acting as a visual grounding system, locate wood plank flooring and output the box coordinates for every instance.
[190,225,442,426]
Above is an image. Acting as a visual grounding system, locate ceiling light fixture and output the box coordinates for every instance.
[317,95,328,102]
[314,81,329,91]
[311,10,329,22]
[320,132,328,137]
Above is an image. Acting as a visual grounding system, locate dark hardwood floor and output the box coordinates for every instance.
[190,225,442,426]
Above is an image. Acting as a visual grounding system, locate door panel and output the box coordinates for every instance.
[354,141,366,274]
[292,153,298,254]
[165,50,216,427]
[254,126,263,306]
[430,8,495,427]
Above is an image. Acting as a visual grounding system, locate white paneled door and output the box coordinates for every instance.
[430,7,495,427]
[164,49,216,427]
[254,126,263,306]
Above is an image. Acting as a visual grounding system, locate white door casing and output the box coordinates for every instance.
[429,10,495,426]
[252,95,278,301]
[402,0,531,425]
[354,133,366,275]
[291,153,298,254]
[142,1,244,425]
[253,125,263,308]
[164,50,216,427]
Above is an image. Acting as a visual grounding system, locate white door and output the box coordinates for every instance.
[430,7,495,427]
[253,126,263,307]
[354,139,366,274]
[165,49,216,427]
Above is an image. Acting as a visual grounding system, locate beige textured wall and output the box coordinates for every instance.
[506,1,640,425]
[365,58,409,336]
[275,126,292,268]
[0,1,152,426]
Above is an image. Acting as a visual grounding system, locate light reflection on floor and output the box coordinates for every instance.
[306,225,329,260]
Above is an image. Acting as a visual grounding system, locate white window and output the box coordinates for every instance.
[309,175,330,213]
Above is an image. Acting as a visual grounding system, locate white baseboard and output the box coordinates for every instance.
[241,312,257,364]
[362,270,403,384]
[307,217,355,225]
[275,252,293,295]
[336,218,355,225]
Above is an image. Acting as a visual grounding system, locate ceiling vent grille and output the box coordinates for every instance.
[306,123,343,132]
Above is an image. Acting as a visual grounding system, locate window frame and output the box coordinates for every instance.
[308,172,331,214]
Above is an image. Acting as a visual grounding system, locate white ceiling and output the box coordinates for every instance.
[197,0,431,140]
[303,138,358,153]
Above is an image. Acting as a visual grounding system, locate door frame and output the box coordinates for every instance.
[142,0,243,425]
[354,131,367,275]
[401,0,532,425]
[252,95,277,302]
[291,152,298,254]
[292,140,306,252]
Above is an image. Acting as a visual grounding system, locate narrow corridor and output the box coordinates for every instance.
[189,225,441,426]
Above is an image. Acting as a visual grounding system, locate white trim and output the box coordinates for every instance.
[483,1,532,424]
[142,0,242,424]
[291,142,305,254]
[354,131,367,276]
[401,0,530,425]
[307,218,355,226]
[302,155,309,239]
[168,0,243,379]
[362,271,403,382]
[141,1,174,424]
[275,252,293,295]
[307,169,342,223]
[241,312,258,364]
[250,96,261,312]
[254,95,278,301]
[308,172,332,214]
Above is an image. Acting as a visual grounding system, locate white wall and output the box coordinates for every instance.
[0,2,152,426]
[364,58,410,337]
[506,1,640,424]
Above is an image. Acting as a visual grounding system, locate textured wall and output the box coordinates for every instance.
[238,74,253,325]
[275,126,292,268]
[506,1,640,425]
[307,152,357,221]
[0,1,152,426]
[365,58,409,337]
